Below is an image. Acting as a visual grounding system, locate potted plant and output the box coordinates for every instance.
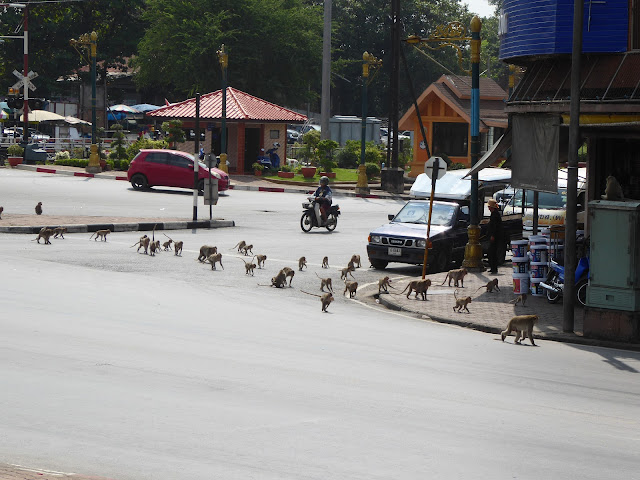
[277,164,295,178]
[7,143,24,167]
[252,162,264,176]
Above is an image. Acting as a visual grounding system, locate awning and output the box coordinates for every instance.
[464,128,511,178]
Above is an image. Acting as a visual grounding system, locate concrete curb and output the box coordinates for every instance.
[377,293,640,352]
[16,164,129,181]
[0,219,235,234]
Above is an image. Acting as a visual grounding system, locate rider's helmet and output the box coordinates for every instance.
[320,175,330,186]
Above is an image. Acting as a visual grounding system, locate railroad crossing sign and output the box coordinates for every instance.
[11,69,37,91]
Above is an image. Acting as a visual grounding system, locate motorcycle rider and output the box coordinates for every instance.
[313,176,333,226]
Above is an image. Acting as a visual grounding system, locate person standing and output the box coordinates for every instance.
[487,199,503,273]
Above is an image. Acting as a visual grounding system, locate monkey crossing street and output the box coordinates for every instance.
[1,169,639,480]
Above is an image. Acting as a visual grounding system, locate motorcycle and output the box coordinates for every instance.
[540,237,590,306]
[300,196,340,232]
[257,142,281,170]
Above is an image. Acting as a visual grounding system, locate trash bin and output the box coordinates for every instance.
[23,142,48,164]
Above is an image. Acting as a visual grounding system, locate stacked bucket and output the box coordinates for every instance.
[528,235,549,296]
[511,239,529,295]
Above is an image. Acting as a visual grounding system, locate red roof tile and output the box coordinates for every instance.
[147,87,307,123]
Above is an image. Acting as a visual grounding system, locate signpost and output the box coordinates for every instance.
[421,156,447,279]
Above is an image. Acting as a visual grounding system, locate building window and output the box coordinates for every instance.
[270,129,280,139]
[432,122,468,157]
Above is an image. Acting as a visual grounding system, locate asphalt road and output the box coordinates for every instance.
[1,171,640,479]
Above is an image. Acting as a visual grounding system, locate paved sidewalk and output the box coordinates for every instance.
[368,260,640,352]
[0,463,113,480]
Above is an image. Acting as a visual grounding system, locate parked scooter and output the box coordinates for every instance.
[540,236,590,306]
[257,142,281,170]
[300,196,340,232]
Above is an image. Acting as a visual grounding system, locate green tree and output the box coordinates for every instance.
[161,120,186,148]
[109,124,128,161]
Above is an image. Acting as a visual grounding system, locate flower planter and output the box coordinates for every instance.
[319,172,336,179]
[301,166,317,178]
[277,171,295,178]
[8,156,22,167]
[254,170,262,176]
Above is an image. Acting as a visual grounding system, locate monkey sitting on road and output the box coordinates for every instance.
[240,257,257,275]
[281,267,295,286]
[316,272,334,294]
[35,202,43,215]
[321,256,329,269]
[206,253,224,270]
[0,205,3,219]
[261,270,287,288]
[255,254,267,268]
[344,280,358,298]
[501,315,539,345]
[340,264,355,280]
[198,245,217,262]
[173,240,183,256]
[53,227,67,239]
[89,229,110,241]
[301,291,334,312]
[298,256,307,271]
[378,276,394,294]
[441,268,468,288]
[33,227,54,244]
[509,293,527,307]
[400,279,431,300]
[475,278,500,293]
[453,290,472,313]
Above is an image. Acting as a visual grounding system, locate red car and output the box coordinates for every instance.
[127,149,230,192]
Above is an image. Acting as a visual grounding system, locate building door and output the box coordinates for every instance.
[244,127,261,172]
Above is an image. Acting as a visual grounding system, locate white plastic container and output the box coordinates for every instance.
[528,235,547,247]
[530,277,544,296]
[513,273,530,295]
[530,244,548,263]
[511,239,528,258]
[529,261,548,279]
[512,257,530,274]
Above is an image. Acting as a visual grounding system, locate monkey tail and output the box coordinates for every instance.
[440,274,449,286]
[163,233,174,242]
[300,290,322,298]
[315,272,323,279]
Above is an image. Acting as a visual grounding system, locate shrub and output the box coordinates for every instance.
[72,147,85,159]
[55,150,71,161]
[54,158,89,168]
[251,162,264,172]
[317,139,338,172]
[119,159,130,170]
[110,124,128,160]
[7,144,24,156]
[279,164,293,173]
[125,138,168,160]
[105,159,114,171]
[450,162,466,170]
[365,162,381,179]
[336,143,359,168]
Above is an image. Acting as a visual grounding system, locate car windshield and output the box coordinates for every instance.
[392,202,457,226]
[510,189,567,209]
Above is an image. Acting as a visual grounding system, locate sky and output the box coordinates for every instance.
[464,0,496,18]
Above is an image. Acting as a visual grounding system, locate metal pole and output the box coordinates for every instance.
[86,32,100,173]
[462,16,483,270]
[22,5,28,145]
[218,45,228,173]
[564,0,584,332]
[320,0,331,140]
[356,52,372,195]
[193,93,200,221]
[421,158,440,279]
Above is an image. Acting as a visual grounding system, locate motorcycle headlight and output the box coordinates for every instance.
[370,235,381,244]
[417,239,426,248]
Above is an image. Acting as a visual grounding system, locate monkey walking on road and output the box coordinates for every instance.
[453,290,472,313]
[301,291,334,312]
[475,278,500,293]
[316,272,334,294]
[509,293,527,307]
[89,229,110,241]
[501,315,539,345]
[321,256,329,269]
[255,254,267,268]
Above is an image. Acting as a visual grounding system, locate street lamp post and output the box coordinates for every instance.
[217,44,229,174]
[356,51,382,196]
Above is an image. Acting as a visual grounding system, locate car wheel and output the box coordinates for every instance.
[130,174,148,190]
[300,211,313,232]
[325,213,338,231]
[370,259,388,270]
[428,249,449,274]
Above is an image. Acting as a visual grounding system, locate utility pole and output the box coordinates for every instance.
[21,3,28,144]
[320,0,331,139]
[356,52,382,196]
[217,45,229,173]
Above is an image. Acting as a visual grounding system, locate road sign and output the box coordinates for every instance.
[424,156,447,179]
[204,177,219,205]
[11,69,37,91]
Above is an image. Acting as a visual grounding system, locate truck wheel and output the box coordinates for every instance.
[370,259,388,270]
[428,249,450,274]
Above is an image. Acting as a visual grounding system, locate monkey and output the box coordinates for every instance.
[509,293,528,307]
[280,267,295,286]
[89,229,110,241]
[198,245,217,262]
[340,264,355,280]
[603,175,624,201]
[378,276,395,294]
[136,236,150,254]
[349,254,362,268]
[301,290,335,312]
[241,244,253,256]
[255,254,267,268]
[440,268,468,287]
[0,205,3,219]
[173,240,183,256]
[149,240,158,256]
[131,235,148,249]
[262,270,287,288]
[240,257,257,275]
[298,256,307,271]
[344,280,358,298]
[453,290,472,313]
[400,279,432,300]
[475,278,500,293]
[52,226,67,239]
[315,272,334,293]
[162,239,173,251]
[33,227,54,244]
[206,252,224,270]
[321,256,329,269]
[35,202,42,215]
[231,240,247,252]
[501,315,539,345]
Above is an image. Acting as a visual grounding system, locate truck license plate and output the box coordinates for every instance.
[388,247,402,256]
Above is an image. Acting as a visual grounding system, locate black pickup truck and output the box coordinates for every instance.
[366,199,523,272]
